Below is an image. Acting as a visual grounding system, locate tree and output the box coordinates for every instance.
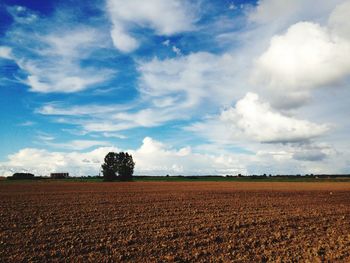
[10,173,35,180]
[102,152,118,181]
[116,152,135,180]
[101,152,135,181]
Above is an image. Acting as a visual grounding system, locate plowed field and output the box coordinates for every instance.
[1,181,350,262]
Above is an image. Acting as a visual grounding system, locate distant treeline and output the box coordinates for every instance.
[8,173,35,180]
[136,174,350,179]
[7,174,103,180]
[6,173,350,181]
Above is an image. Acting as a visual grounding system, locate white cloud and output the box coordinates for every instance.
[254,22,350,90]
[253,2,350,108]
[138,52,242,109]
[189,93,329,144]
[226,92,330,143]
[0,46,12,59]
[106,0,197,52]
[172,46,182,56]
[110,25,139,53]
[162,39,170,46]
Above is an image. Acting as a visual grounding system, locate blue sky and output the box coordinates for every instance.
[1,0,350,176]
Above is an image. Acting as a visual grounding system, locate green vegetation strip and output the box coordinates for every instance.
[2,176,350,183]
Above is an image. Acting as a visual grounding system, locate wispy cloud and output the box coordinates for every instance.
[37,103,132,116]
[45,140,111,151]
[137,52,243,109]
[0,46,12,59]
[4,7,114,93]
[18,121,36,126]
[6,5,38,24]
[106,0,198,52]
[102,132,127,139]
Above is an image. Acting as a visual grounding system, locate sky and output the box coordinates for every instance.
[0,0,350,176]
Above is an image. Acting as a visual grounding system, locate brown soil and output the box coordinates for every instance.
[1,181,350,262]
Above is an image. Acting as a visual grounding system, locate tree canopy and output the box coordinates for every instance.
[101,152,135,181]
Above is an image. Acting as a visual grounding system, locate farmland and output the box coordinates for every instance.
[1,181,350,262]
